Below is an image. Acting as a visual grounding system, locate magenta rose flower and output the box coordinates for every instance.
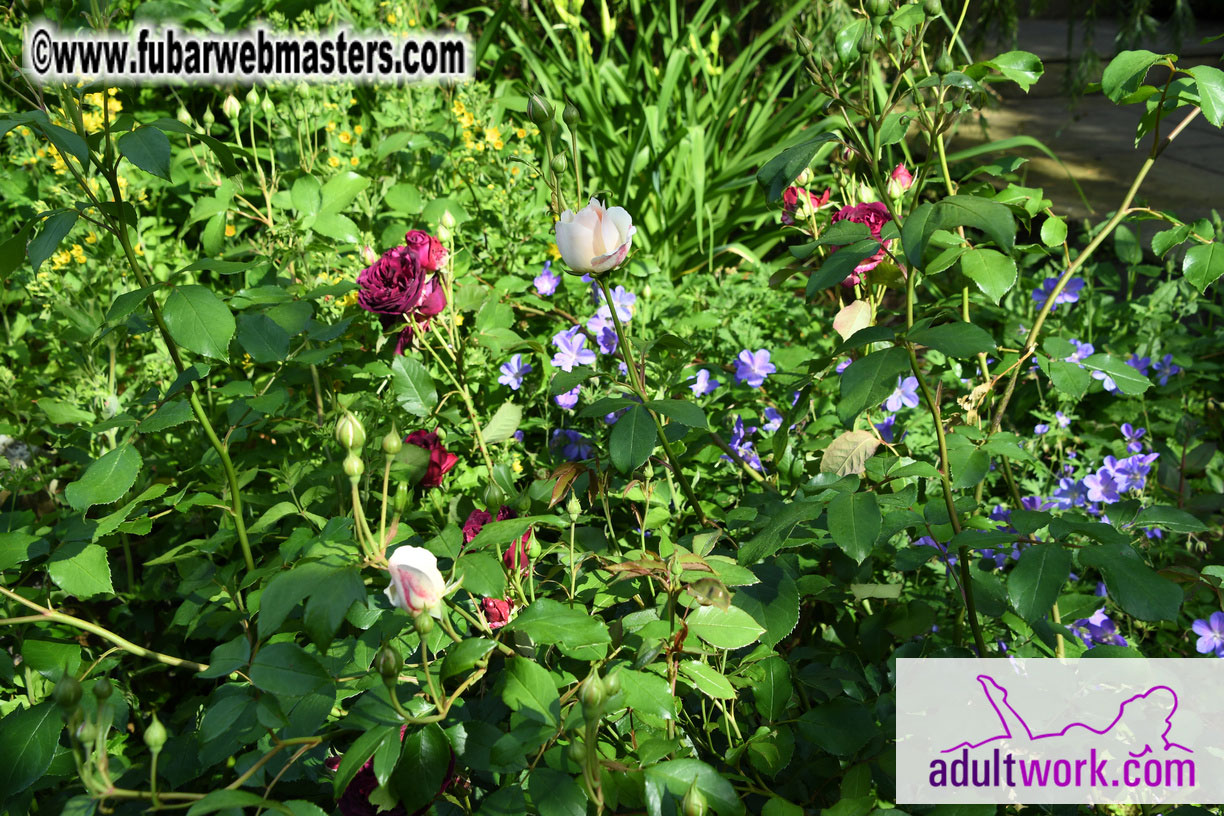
[462,509,494,544]
[481,597,514,629]
[356,246,428,316]
[404,229,448,272]
[829,201,894,285]
[781,186,831,225]
[404,430,459,489]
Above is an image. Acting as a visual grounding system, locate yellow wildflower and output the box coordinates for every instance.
[225,224,236,237]
[328,156,340,168]
[326,121,336,132]
[350,156,360,167]
[354,125,364,135]
[339,131,352,144]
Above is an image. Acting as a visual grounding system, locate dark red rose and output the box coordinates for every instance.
[828,201,895,285]
[356,246,427,317]
[404,430,459,489]
[503,538,530,575]
[482,597,513,629]
[495,506,517,522]
[404,229,448,272]
[462,509,493,544]
[417,276,446,317]
[781,186,831,225]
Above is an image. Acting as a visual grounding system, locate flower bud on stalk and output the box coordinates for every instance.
[568,738,586,764]
[563,101,580,126]
[144,713,167,754]
[202,107,215,128]
[375,645,403,681]
[343,453,364,479]
[683,781,709,816]
[581,672,605,720]
[413,611,435,635]
[395,482,410,514]
[176,106,192,127]
[796,167,814,187]
[527,93,554,126]
[93,677,112,701]
[335,412,366,450]
[261,95,275,116]
[440,210,457,230]
[795,32,813,57]
[53,674,82,712]
[222,94,241,120]
[245,87,260,107]
[550,153,568,175]
[382,430,403,456]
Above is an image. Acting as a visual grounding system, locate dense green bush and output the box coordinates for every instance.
[2,1,1224,815]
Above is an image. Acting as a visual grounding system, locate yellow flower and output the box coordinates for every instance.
[510,166,520,176]
[493,140,504,150]
[547,242,561,261]
[349,156,360,167]
[512,458,523,474]
[225,224,236,237]
[484,126,501,143]
[326,121,336,132]
[354,125,364,135]
[408,18,416,26]
[454,314,465,326]
[328,156,340,168]
[339,131,352,144]
[516,128,527,139]
[387,12,397,23]
[85,231,98,244]
[134,243,144,257]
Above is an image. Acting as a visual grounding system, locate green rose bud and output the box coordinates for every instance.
[395,482,411,514]
[375,645,403,680]
[581,672,605,719]
[222,94,240,120]
[92,677,112,701]
[563,102,580,126]
[343,453,364,479]
[923,0,942,16]
[176,106,192,127]
[795,32,813,57]
[382,430,403,456]
[867,0,890,17]
[202,107,216,127]
[76,720,98,745]
[682,781,709,816]
[335,412,366,450]
[934,52,954,73]
[602,670,621,696]
[413,612,435,635]
[550,153,568,174]
[52,674,82,711]
[527,93,554,125]
[527,536,542,561]
[245,87,259,107]
[567,738,586,764]
[144,713,167,753]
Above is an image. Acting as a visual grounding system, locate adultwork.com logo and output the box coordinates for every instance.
[897,659,1224,804]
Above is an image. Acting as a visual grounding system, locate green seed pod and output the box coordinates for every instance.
[92,677,112,701]
[375,646,403,680]
[581,673,605,719]
[563,101,579,126]
[795,32,813,57]
[527,93,554,125]
[52,674,82,711]
[682,781,709,816]
[144,713,167,753]
[934,52,954,73]
[550,153,568,174]
[923,0,942,16]
[343,453,364,478]
[867,0,890,17]
[382,430,403,456]
[335,412,366,450]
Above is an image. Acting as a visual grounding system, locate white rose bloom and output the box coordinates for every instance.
[385,545,446,618]
[554,197,636,274]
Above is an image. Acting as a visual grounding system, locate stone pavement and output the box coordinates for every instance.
[950,18,1224,222]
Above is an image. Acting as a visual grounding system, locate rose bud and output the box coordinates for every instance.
[335,412,366,450]
[53,674,82,711]
[385,545,447,618]
[144,713,167,753]
[382,429,403,456]
[222,94,240,120]
[343,453,364,479]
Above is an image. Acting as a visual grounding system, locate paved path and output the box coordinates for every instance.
[952,19,1224,221]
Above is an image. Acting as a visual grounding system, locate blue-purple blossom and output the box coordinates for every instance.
[1083,470,1121,504]
[914,535,958,567]
[690,368,719,397]
[534,261,560,296]
[512,430,525,442]
[884,376,921,412]
[1048,477,1089,510]
[1035,423,1050,435]
[498,354,532,391]
[762,407,783,433]
[1121,423,1146,453]
[1152,353,1181,385]
[1070,608,1127,649]
[734,349,776,388]
[722,415,763,472]
[1095,581,1108,597]
[1056,411,1070,428]
[836,359,852,374]
[1091,369,1118,393]
[551,326,597,372]
[1191,612,1224,657]
[1127,354,1151,377]
[1020,496,1044,512]
[1033,277,1085,311]
[875,413,897,443]
[551,428,592,461]
[1065,339,1094,366]
[791,390,802,407]
[593,285,636,322]
[554,385,580,411]
[586,310,619,355]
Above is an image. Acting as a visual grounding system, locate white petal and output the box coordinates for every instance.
[556,221,595,271]
[605,207,634,243]
[597,212,620,258]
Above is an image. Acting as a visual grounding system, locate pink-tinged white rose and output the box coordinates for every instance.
[887,163,914,198]
[554,197,636,274]
[385,545,447,618]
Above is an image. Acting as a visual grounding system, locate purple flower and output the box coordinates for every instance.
[722,416,763,472]
[690,369,719,397]
[554,385,580,411]
[1071,608,1127,649]
[1091,369,1118,393]
[1048,477,1089,510]
[1191,612,1224,657]
[1110,452,1159,492]
[835,359,852,374]
[734,349,776,388]
[551,429,592,461]
[1127,354,1151,377]
[875,413,897,443]
[1020,496,1044,511]
[1153,353,1181,385]
[512,430,524,442]
[498,354,532,391]
[534,261,560,296]
[914,535,958,567]
[551,326,597,372]
[1056,411,1070,429]
[1034,423,1050,435]
[1033,277,1085,311]
[791,390,802,407]
[585,311,619,355]
[884,376,920,412]
[1121,423,1146,453]
[594,285,636,322]
[1095,581,1108,597]
[1083,470,1121,504]
[1065,339,1094,366]
[762,407,784,433]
